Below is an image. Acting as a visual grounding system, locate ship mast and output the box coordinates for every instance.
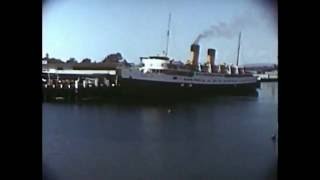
[165,13,171,57]
[236,32,241,66]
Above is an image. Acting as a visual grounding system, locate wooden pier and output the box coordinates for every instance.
[42,70,120,101]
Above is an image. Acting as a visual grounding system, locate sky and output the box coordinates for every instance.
[42,0,278,65]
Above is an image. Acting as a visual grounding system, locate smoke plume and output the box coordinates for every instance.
[193,0,278,44]
[193,11,256,44]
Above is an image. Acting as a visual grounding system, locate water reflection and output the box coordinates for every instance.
[43,90,259,107]
[258,82,278,104]
[43,82,277,180]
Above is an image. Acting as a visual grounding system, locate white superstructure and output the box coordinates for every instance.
[119,56,257,86]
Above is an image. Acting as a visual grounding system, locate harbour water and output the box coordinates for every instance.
[43,82,278,180]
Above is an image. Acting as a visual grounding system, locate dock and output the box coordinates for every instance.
[42,69,120,101]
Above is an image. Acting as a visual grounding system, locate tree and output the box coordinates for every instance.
[120,59,133,67]
[47,58,64,64]
[45,53,49,59]
[66,57,77,64]
[81,58,92,64]
[102,53,123,63]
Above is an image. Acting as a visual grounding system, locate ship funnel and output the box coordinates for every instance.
[190,44,200,70]
[207,48,216,73]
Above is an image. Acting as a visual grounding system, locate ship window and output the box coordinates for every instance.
[173,76,177,80]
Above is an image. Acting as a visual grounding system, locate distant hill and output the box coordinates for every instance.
[243,63,277,68]
[243,63,277,72]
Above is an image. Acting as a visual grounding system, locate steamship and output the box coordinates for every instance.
[117,45,259,97]
[116,15,259,97]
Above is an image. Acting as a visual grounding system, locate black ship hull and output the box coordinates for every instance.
[43,77,260,102]
[118,78,260,98]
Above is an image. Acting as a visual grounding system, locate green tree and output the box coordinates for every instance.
[66,57,77,63]
[81,58,92,63]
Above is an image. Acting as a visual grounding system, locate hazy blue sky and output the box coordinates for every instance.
[43,0,278,65]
